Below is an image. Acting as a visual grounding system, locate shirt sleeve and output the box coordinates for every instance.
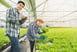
[19,10,29,25]
[19,19,26,25]
[38,26,44,34]
[29,24,40,39]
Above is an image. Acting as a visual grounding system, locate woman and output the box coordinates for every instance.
[26,18,45,52]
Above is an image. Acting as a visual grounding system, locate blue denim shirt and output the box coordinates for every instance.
[26,22,42,41]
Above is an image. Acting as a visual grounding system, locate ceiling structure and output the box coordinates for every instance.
[0,0,77,27]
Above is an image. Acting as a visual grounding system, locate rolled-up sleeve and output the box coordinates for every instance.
[19,19,26,25]
[37,26,44,34]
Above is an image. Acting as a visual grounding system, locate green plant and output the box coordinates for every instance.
[0,28,27,48]
[36,27,77,52]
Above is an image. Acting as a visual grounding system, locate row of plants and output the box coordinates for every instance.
[36,27,77,52]
[0,28,27,48]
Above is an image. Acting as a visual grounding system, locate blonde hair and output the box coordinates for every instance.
[36,18,44,23]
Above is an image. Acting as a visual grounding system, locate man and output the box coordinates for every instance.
[5,1,27,52]
[26,18,45,52]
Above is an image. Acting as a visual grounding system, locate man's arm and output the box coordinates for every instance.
[6,8,27,24]
[19,16,27,25]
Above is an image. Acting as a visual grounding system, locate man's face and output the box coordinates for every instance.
[17,3,24,10]
[36,21,42,26]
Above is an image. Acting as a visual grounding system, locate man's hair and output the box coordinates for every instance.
[17,1,25,6]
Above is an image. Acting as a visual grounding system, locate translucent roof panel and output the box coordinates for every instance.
[36,0,77,19]
[35,0,77,27]
[0,0,77,27]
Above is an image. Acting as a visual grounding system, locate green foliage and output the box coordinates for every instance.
[20,28,27,36]
[41,27,49,32]
[36,27,77,52]
[0,0,11,8]
[0,28,27,48]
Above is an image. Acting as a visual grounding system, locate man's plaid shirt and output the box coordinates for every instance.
[5,8,25,37]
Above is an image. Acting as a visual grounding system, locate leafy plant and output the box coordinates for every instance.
[36,27,77,52]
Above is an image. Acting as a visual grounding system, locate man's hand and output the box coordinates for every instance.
[20,13,28,20]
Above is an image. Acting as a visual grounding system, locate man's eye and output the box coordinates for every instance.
[20,4,24,8]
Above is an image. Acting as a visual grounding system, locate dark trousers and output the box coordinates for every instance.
[29,40,35,52]
[7,35,20,52]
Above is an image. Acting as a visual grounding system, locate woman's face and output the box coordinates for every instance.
[17,3,24,10]
[36,21,42,26]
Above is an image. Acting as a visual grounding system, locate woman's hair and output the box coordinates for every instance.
[36,18,44,23]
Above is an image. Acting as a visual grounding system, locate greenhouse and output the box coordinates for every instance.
[0,0,77,52]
